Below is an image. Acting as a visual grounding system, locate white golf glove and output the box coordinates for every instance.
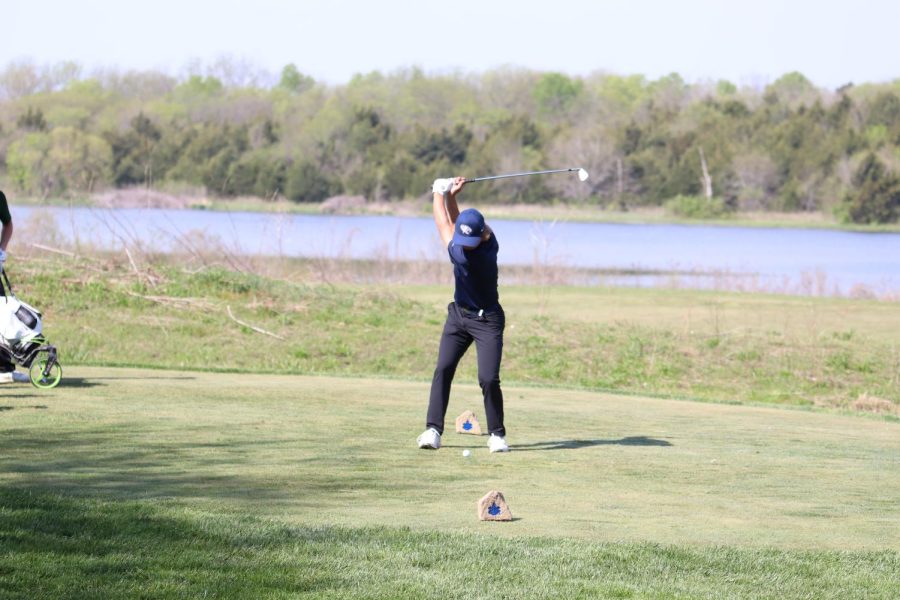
[432,178,453,195]
[0,249,6,268]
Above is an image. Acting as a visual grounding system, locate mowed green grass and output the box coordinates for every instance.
[1,367,898,598]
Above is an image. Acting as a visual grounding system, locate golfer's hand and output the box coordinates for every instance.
[449,176,466,196]
[432,178,453,195]
[0,249,6,268]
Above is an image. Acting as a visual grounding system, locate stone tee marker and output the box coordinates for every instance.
[478,490,512,521]
[455,410,482,435]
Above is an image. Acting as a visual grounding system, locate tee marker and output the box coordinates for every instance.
[478,490,512,521]
[455,410,482,435]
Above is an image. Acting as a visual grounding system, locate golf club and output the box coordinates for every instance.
[467,167,589,183]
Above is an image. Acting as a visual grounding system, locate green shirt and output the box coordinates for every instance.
[0,191,10,225]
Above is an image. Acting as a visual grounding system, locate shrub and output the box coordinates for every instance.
[285,161,340,203]
[664,195,731,219]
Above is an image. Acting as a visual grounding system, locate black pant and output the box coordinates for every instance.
[0,349,14,373]
[426,302,505,436]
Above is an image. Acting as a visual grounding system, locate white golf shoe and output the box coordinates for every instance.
[417,428,442,450]
[488,434,510,453]
[0,371,30,384]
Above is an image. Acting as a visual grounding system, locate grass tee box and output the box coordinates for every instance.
[1,367,897,547]
[1,367,898,597]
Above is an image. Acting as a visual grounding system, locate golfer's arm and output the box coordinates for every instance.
[0,222,12,252]
[432,192,454,246]
[446,191,461,224]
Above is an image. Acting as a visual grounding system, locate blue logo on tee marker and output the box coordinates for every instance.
[463,420,473,431]
[488,502,502,516]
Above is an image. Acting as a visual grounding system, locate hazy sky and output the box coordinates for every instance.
[4,0,898,89]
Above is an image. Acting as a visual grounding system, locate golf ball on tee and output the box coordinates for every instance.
[462,449,471,458]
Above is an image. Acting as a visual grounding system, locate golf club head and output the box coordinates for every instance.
[577,168,589,182]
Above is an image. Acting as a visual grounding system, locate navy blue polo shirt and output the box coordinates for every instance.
[448,233,499,311]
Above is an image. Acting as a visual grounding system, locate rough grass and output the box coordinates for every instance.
[2,491,897,600]
[1,367,898,598]
[10,257,900,414]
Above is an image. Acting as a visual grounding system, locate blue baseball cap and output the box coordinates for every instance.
[453,208,485,248]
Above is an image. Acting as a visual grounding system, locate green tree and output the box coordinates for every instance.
[762,99,853,211]
[6,132,53,195]
[176,75,224,97]
[716,80,737,96]
[765,72,819,108]
[278,64,314,94]
[16,106,47,131]
[380,152,423,200]
[593,74,649,116]
[842,153,900,224]
[649,73,688,113]
[47,126,113,193]
[285,161,339,203]
[411,124,472,165]
[533,72,583,114]
[105,112,163,186]
[347,107,392,155]
[167,124,248,194]
[253,159,287,199]
[225,152,286,199]
[866,92,900,127]
[7,128,112,195]
[865,91,900,145]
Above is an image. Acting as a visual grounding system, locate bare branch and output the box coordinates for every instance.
[226,305,286,341]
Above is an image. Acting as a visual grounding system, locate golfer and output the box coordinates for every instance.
[417,176,509,453]
[0,190,28,384]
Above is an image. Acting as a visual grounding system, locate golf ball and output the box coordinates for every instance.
[462,449,471,458]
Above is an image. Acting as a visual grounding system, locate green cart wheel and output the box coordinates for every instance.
[29,356,62,389]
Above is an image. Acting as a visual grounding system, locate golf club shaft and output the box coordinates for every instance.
[467,168,581,183]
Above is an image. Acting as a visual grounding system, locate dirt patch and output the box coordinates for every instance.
[93,189,201,209]
[852,393,899,415]
[320,195,367,214]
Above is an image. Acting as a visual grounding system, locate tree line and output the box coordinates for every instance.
[0,61,899,223]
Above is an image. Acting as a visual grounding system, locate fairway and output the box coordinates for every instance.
[3,367,897,550]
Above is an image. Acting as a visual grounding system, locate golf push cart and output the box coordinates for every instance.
[0,268,62,389]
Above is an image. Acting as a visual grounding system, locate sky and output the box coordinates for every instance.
[3,0,899,89]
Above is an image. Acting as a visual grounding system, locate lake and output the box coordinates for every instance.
[15,206,900,298]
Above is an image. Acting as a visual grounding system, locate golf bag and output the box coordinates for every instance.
[0,268,62,388]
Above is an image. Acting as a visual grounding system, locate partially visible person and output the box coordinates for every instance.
[0,190,11,266]
[0,190,30,384]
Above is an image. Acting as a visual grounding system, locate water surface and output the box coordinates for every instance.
[17,206,900,297]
